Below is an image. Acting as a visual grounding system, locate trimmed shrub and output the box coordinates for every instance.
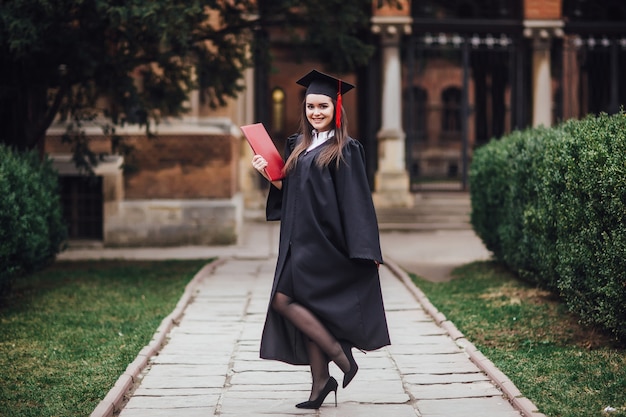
[469,112,626,340]
[470,126,564,288]
[0,145,67,296]
[554,114,626,339]
[468,132,512,261]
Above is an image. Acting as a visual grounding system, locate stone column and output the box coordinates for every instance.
[239,65,265,209]
[371,17,413,208]
[523,19,563,128]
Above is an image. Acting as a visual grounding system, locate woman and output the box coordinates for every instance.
[252,69,390,409]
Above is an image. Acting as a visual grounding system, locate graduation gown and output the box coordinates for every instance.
[259,134,391,365]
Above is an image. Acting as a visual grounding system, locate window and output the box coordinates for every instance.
[271,87,286,135]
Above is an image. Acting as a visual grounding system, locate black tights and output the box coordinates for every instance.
[272,292,350,400]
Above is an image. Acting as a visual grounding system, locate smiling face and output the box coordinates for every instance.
[305,94,335,132]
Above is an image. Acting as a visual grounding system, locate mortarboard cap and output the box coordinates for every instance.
[296,70,355,97]
[296,70,355,128]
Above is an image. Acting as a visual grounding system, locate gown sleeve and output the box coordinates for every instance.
[266,133,299,221]
[333,139,383,263]
[266,184,283,221]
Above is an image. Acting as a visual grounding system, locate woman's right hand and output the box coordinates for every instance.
[252,154,270,181]
[252,154,268,173]
[251,154,283,190]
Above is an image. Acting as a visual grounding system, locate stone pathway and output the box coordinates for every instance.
[97,257,542,417]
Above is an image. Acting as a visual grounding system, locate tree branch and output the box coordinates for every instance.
[32,81,70,146]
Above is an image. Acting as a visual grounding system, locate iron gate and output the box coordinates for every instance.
[404,30,524,190]
[561,35,626,120]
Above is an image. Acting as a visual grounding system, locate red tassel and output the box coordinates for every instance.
[336,80,342,129]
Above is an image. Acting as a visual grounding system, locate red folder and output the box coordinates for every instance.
[241,123,285,181]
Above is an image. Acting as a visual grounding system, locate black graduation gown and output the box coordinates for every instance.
[259,134,391,365]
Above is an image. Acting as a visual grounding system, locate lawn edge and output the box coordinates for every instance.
[383,257,547,417]
[90,258,226,417]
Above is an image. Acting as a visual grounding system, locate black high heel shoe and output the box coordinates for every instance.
[340,341,359,388]
[295,376,338,409]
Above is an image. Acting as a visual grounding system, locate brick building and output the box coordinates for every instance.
[46,0,626,246]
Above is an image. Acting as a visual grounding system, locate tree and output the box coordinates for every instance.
[0,0,400,170]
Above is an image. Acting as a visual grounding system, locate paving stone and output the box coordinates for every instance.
[164,333,239,344]
[235,349,281,362]
[317,403,419,417]
[124,393,220,409]
[150,353,231,365]
[232,357,300,371]
[218,397,313,414]
[172,321,238,333]
[119,407,214,416]
[223,388,309,400]
[341,379,410,404]
[391,333,460,344]
[390,344,462,355]
[232,358,289,373]
[131,387,221,396]
[163,340,239,351]
[142,364,229,378]
[139,375,226,389]
[346,366,401,382]
[404,372,489,385]
[339,354,394,370]
[407,381,503,399]
[230,370,312,385]
[417,397,523,417]
[393,356,483,374]
[389,322,448,336]
[239,326,265,340]
[395,352,471,364]
[219,410,314,416]
[219,413,310,417]
[227,382,311,392]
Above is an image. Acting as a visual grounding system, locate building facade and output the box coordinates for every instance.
[46,0,626,246]
[261,0,625,202]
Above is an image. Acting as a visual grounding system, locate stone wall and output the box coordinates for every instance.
[104,197,242,247]
[45,132,239,200]
[122,134,238,200]
[46,124,243,246]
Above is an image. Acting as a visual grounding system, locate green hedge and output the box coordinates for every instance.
[470,112,626,341]
[0,145,67,295]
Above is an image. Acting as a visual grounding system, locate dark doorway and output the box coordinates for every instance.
[59,176,103,240]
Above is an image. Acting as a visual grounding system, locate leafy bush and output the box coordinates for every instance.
[0,145,67,296]
[554,114,626,339]
[471,126,569,290]
[469,112,626,340]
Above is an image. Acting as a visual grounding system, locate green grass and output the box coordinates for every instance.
[411,261,626,417]
[0,259,210,417]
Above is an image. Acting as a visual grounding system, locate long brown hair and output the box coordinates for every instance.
[282,98,349,174]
